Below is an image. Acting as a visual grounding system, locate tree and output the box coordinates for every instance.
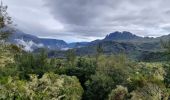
[96,43,103,61]
[63,57,96,89]
[14,51,51,79]
[96,43,103,55]
[84,73,114,100]
[66,49,76,66]
[0,1,13,40]
[96,54,134,85]
[84,54,135,100]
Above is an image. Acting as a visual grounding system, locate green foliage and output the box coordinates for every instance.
[108,85,128,100]
[139,51,169,62]
[84,54,134,100]
[0,44,15,67]
[96,54,135,86]
[10,44,22,53]
[66,49,76,66]
[72,57,96,84]
[161,39,170,53]
[0,73,84,100]
[56,57,96,89]
[163,63,170,88]
[96,43,103,58]
[14,51,52,79]
[0,63,17,77]
[85,73,114,100]
[130,83,168,100]
[83,55,170,100]
[127,63,166,92]
[1,40,170,99]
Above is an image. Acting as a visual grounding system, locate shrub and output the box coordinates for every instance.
[0,73,84,100]
[108,85,128,100]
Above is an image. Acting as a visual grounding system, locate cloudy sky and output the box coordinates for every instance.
[4,0,170,42]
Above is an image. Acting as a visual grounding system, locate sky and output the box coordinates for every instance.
[4,0,170,42]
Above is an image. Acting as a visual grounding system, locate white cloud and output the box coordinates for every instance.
[15,39,44,52]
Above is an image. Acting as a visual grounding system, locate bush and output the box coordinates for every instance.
[130,83,168,100]
[108,85,128,100]
[0,73,84,100]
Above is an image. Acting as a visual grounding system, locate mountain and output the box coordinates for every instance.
[5,28,90,51]
[103,31,158,44]
[39,38,68,50]
[72,31,165,59]
[5,28,170,59]
[104,31,141,41]
[7,29,68,51]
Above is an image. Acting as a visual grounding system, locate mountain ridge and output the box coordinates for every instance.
[5,28,170,53]
[104,31,142,41]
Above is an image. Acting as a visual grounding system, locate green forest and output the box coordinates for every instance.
[1,41,170,100]
[0,2,170,100]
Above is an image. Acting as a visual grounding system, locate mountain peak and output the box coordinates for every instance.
[104,31,141,41]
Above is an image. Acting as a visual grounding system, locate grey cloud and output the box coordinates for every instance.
[43,0,170,38]
[44,0,121,26]
[5,0,170,42]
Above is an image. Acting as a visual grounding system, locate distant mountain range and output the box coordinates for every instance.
[7,29,68,51]
[73,31,164,58]
[5,28,170,59]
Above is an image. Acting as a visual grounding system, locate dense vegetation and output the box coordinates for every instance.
[0,43,170,99]
[0,2,170,100]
